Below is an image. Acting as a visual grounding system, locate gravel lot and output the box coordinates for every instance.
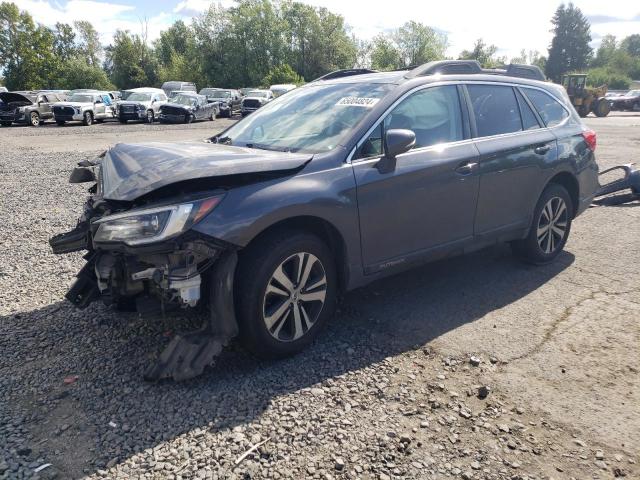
[0,114,638,480]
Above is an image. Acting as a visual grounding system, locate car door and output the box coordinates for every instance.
[39,94,54,119]
[352,84,480,273]
[94,96,106,117]
[466,83,557,236]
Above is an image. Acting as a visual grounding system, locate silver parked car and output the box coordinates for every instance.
[240,89,274,116]
[52,92,115,126]
[117,88,168,123]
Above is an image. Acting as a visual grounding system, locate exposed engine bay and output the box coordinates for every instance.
[49,144,309,381]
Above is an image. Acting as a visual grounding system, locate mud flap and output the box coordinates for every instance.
[143,252,239,381]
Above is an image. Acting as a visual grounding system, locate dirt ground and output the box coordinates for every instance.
[0,113,638,480]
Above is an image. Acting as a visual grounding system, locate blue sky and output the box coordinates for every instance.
[15,0,640,59]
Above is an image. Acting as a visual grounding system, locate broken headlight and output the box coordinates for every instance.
[93,196,222,246]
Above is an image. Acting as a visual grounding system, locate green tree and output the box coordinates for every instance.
[394,21,447,67]
[0,2,60,90]
[53,22,76,60]
[459,38,505,67]
[74,20,102,66]
[586,67,631,90]
[620,34,640,58]
[370,34,401,70]
[57,57,114,90]
[545,3,592,82]
[105,30,158,89]
[262,63,303,85]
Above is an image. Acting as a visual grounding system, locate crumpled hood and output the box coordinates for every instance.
[0,92,35,104]
[100,141,312,201]
[161,102,194,111]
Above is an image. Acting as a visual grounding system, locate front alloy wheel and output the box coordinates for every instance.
[235,231,337,358]
[536,197,568,254]
[263,252,327,342]
[30,112,40,126]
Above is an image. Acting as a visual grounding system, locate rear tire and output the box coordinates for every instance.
[577,104,589,117]
[511,183,573,265]
[235,230,338,359]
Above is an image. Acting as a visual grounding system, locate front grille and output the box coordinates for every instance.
[162,106,186,116]
[54,106,75,116]
[121,105,136,113]
[243,99,261,109]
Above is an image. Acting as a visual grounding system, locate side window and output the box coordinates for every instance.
[523,88,569,127]
[356,85,463,159]
[515,89,540,130]
[467,84,522,137]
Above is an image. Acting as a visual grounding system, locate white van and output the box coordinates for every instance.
[161,81,197,98]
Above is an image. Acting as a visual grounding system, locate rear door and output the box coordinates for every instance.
[466,83,557,236]
[352,84,480,273]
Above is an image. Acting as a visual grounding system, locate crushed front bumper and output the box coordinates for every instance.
[50,217,240,381]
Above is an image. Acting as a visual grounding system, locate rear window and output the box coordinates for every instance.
[515,89,540,130]
[522,88,569,127]
[467,85,522,137]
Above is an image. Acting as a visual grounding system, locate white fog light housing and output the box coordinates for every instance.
[93,196,223,246]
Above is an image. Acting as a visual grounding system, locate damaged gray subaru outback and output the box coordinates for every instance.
[50,61,599,380]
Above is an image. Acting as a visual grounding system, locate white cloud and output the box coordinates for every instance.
[14,0,640,58]
[16,0,175,44]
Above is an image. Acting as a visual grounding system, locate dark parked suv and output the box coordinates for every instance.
[50,61,599,380]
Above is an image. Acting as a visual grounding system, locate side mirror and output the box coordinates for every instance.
[384,129,416,159]
[376,129,416,174]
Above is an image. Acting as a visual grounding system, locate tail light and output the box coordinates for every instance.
[582,129,596,151]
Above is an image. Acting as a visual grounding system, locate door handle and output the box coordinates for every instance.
[534,144,551,155]
[455,162,477,175]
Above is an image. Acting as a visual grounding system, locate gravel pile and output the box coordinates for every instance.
[0,132,637,480]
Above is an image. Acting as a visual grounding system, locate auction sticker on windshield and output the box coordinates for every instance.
[336,97,380,107]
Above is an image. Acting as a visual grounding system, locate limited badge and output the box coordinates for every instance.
[336,97,380,107]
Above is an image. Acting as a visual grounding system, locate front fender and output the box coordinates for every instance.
[191,161,362,282]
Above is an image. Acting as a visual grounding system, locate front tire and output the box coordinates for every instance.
[235,230,338,359]
[83,111,93,126]
[185,114,193,124]
[1,121,11,127]
[30,112,40,126]
[146,110,154,123]
[56,120,65,126]
[512,183,573,264]
[594,99,610,117]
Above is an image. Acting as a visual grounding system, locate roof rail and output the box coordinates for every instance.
[405,60,482,78]
[313,69,378,82]
[404,60,546,82]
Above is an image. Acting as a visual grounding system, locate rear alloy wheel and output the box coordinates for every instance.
[30,111,40,126]
[512,183,573,264]
[83,111,93,126]
[235,231,337,358]
[146,110,154,123]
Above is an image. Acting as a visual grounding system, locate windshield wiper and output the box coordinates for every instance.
[245,143,291,152]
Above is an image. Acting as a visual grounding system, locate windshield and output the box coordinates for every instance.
[127,93,151,101]
[220,82,392,154]
[69,94,94,103]
[248,91,269,98]
[173,94,197,106]
[627,90,640,96]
